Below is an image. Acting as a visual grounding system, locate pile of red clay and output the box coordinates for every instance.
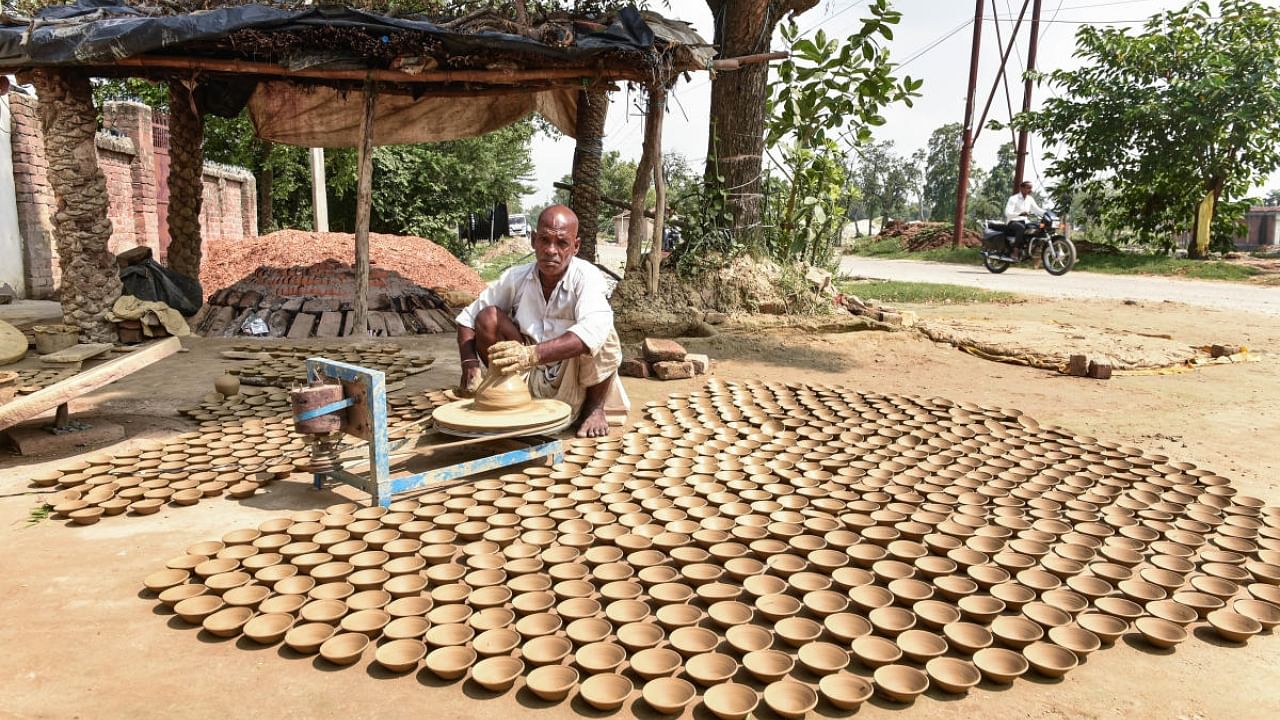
[200,230,486,296]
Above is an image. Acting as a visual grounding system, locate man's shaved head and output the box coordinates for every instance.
[532,204,581,282]
[538,204,579,237]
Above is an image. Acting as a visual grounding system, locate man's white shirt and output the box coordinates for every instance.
[455,257,613,355]
[1005,193,1045,222]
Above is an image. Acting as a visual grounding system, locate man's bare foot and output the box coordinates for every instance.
[576,405,609,438]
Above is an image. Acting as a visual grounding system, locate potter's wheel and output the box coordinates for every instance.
[431,371,573,437]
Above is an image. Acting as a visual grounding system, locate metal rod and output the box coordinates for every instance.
[973,0,1030,146]
[1014,0,1044,189]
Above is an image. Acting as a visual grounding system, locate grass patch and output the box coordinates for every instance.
[847,237,1262,281]
[474,251,531,282]
[27,505,49,526]
[838,280,1021,305]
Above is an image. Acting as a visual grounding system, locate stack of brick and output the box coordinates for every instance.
[189,259,458,339]
[840,294,916,328]
[620,338,711,380]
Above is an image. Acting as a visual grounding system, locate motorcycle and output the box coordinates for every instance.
[980,210,1076,276]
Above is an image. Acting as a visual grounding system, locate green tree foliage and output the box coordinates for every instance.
[848,141,917,224]
[968,142,1016,224]
[764,0,921,266]
[923,122,960,222]
[1016,0,1280,256]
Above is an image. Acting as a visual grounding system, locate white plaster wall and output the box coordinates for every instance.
[0,89,24,296]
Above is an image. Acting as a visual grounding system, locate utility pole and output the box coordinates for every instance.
[310,148,329,232]
[1014,0,1044,190]
[952,0,985,247]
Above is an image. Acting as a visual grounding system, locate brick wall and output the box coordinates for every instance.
[7,96,257,299]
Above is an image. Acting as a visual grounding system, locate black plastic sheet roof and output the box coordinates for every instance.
[0,0,659,69]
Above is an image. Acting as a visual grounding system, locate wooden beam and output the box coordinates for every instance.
[710,51,790,71]
[0,337,181,432]
[350,79,377,337]
[105,55,660,85]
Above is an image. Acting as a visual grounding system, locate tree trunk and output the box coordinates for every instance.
[570,88,609,262]
[704,0,818,247]
[1188,184,1220,259]
[626,93,664,273]
[166,80,205,281]
[30,70,123,343]
[648,88,668,296]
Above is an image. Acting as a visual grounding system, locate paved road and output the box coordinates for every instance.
[839,256,1280,316]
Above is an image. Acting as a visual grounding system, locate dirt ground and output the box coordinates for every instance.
[2,294,1278,720]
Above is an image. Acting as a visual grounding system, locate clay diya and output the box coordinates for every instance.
[1022,641,1079,677]
[703,683,759,720]
[670,626,719,656]
[631,647,682,679]
[472,656,524,692]
[383,616,430,641]
[285,622,336,654]
[897,629,949,663]
[973,647,1029,684]
[851,634,902,669]
[726,624,774,654]
[173,595,225,624]
[1133,617,1187,649]
[202,606,253,638]
[1076,613,1128,645]
[643,676,697,715]
[818,672,874,710]
[764,680,819,719]
[1234,598,1280,630]
[424,646,476,680]
[522,635,573,666]
[925,657,982,695]
[1207,609,1262,643]
[685,652,739,687]
[1047,625,1101,657]
[526,664,580,702]
[579,673,633,711]
[561,616,608,644]
[874,664,930,704]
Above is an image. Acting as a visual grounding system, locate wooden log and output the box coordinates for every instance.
[414,309,444,333]
[0,337,181,431]
[351,79,377,335]
[380,312,408,337]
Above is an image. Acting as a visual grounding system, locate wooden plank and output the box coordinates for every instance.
[0,337,181,432]
[0,319,28,365]
[413,309,443,333]
[287,313,318,339]
[379,312,407,337]
[40,343,114,364]
[350,80,377,336]
[316,312,344,338]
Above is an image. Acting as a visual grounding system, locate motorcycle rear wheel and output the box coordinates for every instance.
[1042,236,1076,276]
[984,255,1010,274]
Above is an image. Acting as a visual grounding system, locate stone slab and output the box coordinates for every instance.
[5,419,125,456]
[643,338,687,363]
[287,313,317,339]
[315,312,344,338]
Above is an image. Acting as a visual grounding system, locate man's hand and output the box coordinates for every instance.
[489,340,540,375]
[458,362,482,397]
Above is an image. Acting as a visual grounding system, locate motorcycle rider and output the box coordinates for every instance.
[1004,180,1045,261]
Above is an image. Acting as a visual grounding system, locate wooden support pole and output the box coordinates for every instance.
[647,88,667,297]
[625,94,661,274]
[351,80,377,336]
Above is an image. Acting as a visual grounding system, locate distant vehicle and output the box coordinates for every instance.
[981,210,1076,276]
[509,214,528,237]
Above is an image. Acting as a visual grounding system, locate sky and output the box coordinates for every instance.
[526,0,1280,208]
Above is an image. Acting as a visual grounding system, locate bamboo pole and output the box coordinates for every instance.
[351,79,377,336]
[95,51,784,86]
[647,87,667,297]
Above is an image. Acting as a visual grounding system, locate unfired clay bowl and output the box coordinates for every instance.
[874,664,930,704]
[763,680,818,720]
[472,656,524,692]
[1022,640,1079,677]
[925,657,981,694]
[703,682,759,720]
[375,638,427,673]
[425,646,476,680]
[579,673,633,711]
[526,664,579,702]
[818,672,874,710]
[973,647,1029,684]
[643,676,697,715]
[1207,609,1262,643]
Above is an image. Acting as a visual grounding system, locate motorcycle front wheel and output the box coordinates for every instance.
[984,255,1010,274]
[1042,236,1076,276]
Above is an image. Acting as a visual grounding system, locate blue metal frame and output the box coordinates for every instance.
[303,357,566,507]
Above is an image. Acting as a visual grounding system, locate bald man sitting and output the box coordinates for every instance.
[455,205,628,438]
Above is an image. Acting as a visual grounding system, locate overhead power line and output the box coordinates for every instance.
[899,18,974,69]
